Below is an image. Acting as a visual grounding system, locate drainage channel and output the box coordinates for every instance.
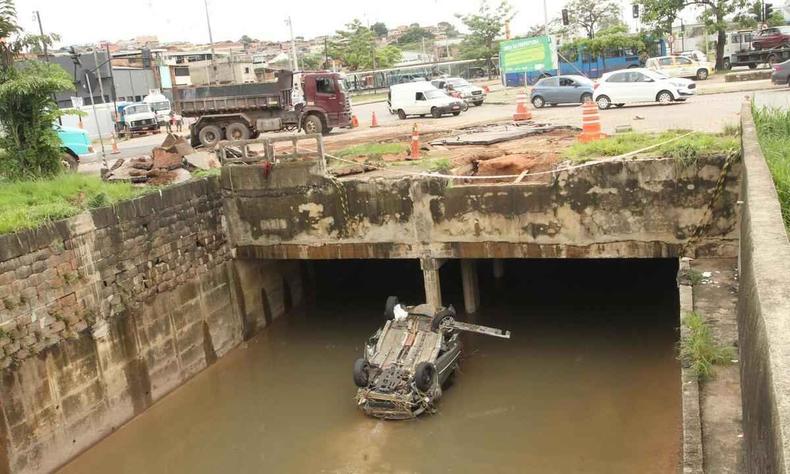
[61,258,681,473]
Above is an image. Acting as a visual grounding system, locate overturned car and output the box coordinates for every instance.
[353,297,511,420]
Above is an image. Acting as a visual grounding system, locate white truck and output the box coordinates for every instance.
[143,91,172,125]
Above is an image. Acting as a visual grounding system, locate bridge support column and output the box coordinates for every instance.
[420,258,443,309]
[493,259,505,279]
[461,259,479,314]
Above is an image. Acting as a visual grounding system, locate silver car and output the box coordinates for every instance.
[530,75,594,108]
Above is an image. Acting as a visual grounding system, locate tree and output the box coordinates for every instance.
[300,53,323,70]
[438,21,460,38]
[457,1,515,77]
[639,0,749,70]
[0,0,73,180]
[564,0,622,39]
[397,24,434,44]
[329,19,402,70]
[371,22,388,38]
[734,1,786,28]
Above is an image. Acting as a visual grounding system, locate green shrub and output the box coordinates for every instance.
[752,107,790,232]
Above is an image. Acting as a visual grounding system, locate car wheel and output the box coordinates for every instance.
[353,358,370,388]
[384,296,399,320]
[461,102,469,112]
[580,92,592,103]
[657,90,674,105]
[302,114,324,135]
[198,124,223,147]
[413,361,436,392]
[431,107,442,118]
[452,111,461,116]
[531,96,545,108]
[225,122,250,141]
[61,152,78,172]
[431,307,456,332]
[596,95,611,110]
[398,109,407,120]
[696,69,709,80]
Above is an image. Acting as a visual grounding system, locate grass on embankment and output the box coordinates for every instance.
[334,143,407,160]
[563,130,740,165]
[0,174,148,235]
[679,311,736,380]
[752,107,790,231]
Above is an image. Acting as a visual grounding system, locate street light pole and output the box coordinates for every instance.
[543,0,549,34]
[286,16,299,71]
[203,0,216,84]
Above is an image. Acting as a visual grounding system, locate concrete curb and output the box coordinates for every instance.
[678,258,705,474]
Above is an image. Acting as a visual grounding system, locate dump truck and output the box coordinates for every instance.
[173,70,352,148]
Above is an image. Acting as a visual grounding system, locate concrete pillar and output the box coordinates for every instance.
[420,258,442,309]
[461,259,480,314]
[493,259,505,279]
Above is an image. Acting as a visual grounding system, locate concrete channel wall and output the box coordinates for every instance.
[222,156,741,260]
[0,178,302,474]
[738,103,790,473]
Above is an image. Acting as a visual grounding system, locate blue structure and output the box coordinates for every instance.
[504,40,667,86]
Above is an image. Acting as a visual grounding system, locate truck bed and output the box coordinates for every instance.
[173,72,293,116]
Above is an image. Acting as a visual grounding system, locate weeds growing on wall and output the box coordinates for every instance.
[679,311,736,380]
[752,107,790,232]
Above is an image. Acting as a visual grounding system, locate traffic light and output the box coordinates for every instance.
[764,2,774,20]
[68,46,81,67]
[632,4,639,18]
[561,8,569,26]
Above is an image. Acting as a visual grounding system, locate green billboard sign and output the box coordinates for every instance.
[499,36,557,74]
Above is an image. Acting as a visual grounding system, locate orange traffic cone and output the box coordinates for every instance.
[483,85,490,93]
[578,100,605,143]
[409,123,420,160]
[513,92,532,121]
[351,115,359,128]
[371,111,379,128]
[111,133,120,154]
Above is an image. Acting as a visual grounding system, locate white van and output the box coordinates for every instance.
[387,82,465,119]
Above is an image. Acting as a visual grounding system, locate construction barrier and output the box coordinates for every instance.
[513,93,532,121]
[409,123,420,160]
[578,100,604,143]
[371,111,379,128]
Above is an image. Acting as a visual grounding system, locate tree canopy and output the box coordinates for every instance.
[565,0,622,38]
[397,24,434,44]
[371,22,388,38]
[457,0,514,70]
[329,19,401,70]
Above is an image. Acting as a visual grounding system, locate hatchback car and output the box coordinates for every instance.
[753,26,790,50]
[646,55,713,80]
[593,68,696,109]
[530,75,594,108]
[771,59,790,86]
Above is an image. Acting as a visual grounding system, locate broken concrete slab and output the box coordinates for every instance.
[184,151,221,171]
[429,124,577,146]
[152,147,183,170]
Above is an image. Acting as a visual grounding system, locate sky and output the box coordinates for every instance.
[16,0,659,48]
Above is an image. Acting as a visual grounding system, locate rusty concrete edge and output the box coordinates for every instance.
[739,102,790,472]
[678,258,705,474]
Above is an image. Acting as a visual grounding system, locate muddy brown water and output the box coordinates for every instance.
[61,259,681,473]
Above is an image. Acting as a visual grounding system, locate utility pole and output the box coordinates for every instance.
[35,10,62,124]
[543,0,549,35]
[286,16,299,71]
[105,44,118,120]
[92,49,106,103]
[203,0,216,84]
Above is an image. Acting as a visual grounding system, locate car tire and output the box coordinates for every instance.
[452,111,461,116]
[198,125,223,147]
[61,152,78,172]
[431,307,456,332]
[473,101,483,106]
[413,361,436,392]
[580,93,592,103]
[384,296,399,320]
[398,109,407,120]
[225,122,250,141]
[461,102,469,112]
[302,114,324,135]
[596,95,611,110]
[657,90,674,105]
[431,107,442,118]
[696,69,709,80]
[531,96,545,108]
[353,358,370,388]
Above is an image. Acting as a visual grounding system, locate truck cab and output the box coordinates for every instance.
[116,102,159,137]
[143,91,172,125]
[300,72,352,135]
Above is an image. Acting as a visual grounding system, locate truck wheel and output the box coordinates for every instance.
[61,152,78,172]
[225,122,250,141]
[353,358,370,387]
[302,114,323,135]
[198,125,223,147]
[413,362,436,392]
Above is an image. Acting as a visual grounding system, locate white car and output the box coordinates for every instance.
[592,68,696,110]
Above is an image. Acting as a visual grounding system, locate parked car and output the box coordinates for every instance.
[752,26,790,50]
[593,68,696,109]
[645,55,713,80]
[353,297,510,419]
[56,124,95,171]
[430,77,486,106]
[679,50,709,63]
[771,59,790,86]
[387,82,465,119]
[529,75,594,108]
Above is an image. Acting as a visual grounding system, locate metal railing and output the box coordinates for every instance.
[216,133,326,174]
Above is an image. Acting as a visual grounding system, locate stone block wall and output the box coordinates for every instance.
[0,177,301,473]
